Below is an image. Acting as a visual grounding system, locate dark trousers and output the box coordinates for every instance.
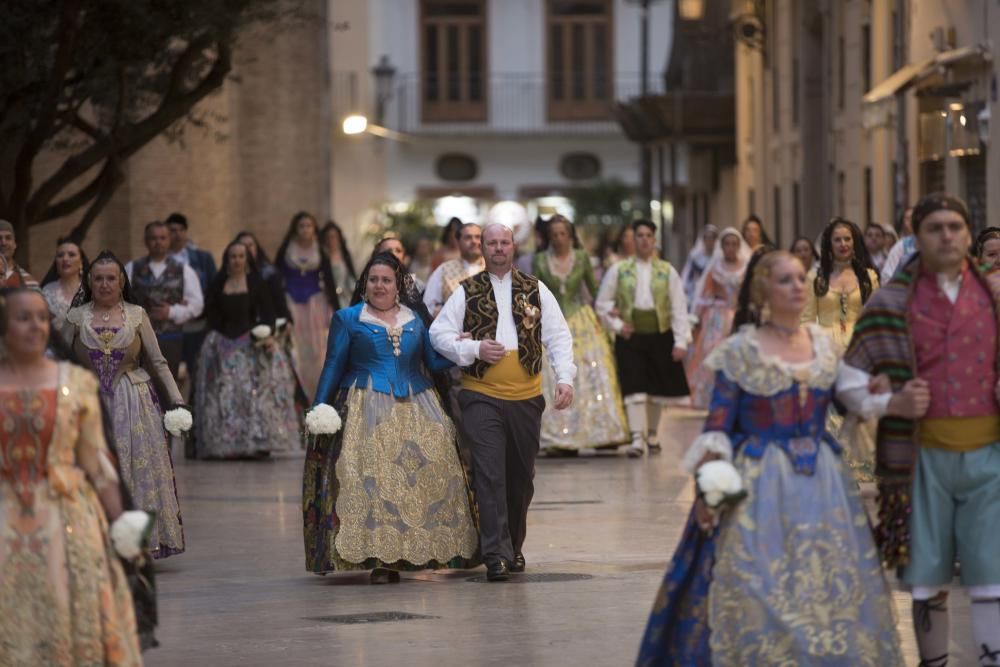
[458,389,545,564]
[157,335,184,384]
[181,329,208,458]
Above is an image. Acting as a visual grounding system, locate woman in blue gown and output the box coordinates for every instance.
[636,250,902,666]
[302,252,478,583]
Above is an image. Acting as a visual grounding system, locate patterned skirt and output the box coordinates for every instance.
[637,443,903,666]
[286,293,332,403]
[302,384,479,573]
[540,306,628,450]
[685,304,736,410]
[196,331,299,458]
[109,378,184,558]
[0,482,142,666]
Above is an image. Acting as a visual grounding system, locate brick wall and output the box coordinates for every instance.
[28,3,331,276]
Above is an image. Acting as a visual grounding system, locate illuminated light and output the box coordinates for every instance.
[949,102,964,111]
[960,115,967,127]
[342,114,368,135]
[650,200,662,212]
[487,201,531,242]
[433,195,479,226]
[596,394,603,401]
[941,111,948,118]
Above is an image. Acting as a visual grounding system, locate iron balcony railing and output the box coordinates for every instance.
[333,71,666,136]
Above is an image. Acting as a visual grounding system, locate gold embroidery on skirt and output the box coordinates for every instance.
[334,389,478,565]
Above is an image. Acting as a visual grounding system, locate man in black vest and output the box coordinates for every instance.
[126,221,204,378]
[430,222,576,581]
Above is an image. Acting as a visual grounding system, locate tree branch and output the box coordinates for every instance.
[66,158,123,243]
[26,39,233,225]
[40,163,107,221]
[10,0,82,217]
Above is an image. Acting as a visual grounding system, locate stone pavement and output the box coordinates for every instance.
[148,409,973,666]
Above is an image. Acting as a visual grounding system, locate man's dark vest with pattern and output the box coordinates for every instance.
[131,256,185,334]
[461,269,543,379]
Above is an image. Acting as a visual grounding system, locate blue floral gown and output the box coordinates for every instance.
[636,324,902,666]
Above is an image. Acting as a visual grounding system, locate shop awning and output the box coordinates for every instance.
[863,60,933,104]
[864,44,991,105]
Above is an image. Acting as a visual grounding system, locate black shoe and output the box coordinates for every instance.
[486,560,509,582]
[510,553,526,573]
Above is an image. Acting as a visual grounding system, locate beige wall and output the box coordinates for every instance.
[329,0,385,261]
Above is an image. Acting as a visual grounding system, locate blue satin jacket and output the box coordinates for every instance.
[312,302,453,404]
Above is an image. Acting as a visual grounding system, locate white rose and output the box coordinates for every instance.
[110,510,152,560]
[305,403,342,435]
[275,317,288,329]
[696,460,744,508]
[251,324,272,339]
[163,407,193,436]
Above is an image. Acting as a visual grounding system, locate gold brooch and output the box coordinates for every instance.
[516,293,540,330]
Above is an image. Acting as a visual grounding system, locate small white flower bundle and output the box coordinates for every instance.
[695,460,746,509]
[305,403,342,435]
[275,317,288,330]
[110,510,153,560]
[163,407,193,437]
[251,324,272,340]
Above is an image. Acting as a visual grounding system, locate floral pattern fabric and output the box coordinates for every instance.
[68,314,184,558]
[302,385,478,573]
[636,326,903,666]
[195,331,300,458]
[0,364,142,666]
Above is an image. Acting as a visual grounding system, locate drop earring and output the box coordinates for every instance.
[760,301,772,322]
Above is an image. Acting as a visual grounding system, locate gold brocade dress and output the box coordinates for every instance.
[533,249,628,450]
[0,364,142,666]
[801,269,880,481]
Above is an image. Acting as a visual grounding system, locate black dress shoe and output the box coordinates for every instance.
[486,560,509,582]
[510,553,526,573]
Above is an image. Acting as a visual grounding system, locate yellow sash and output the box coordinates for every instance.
[921,416,1000,452]
[461,351,542,401]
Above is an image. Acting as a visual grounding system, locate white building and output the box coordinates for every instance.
[329,0,674,247]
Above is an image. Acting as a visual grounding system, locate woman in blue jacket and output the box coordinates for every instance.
[302,252,478,583]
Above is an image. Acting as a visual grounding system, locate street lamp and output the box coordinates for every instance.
[371,55,396,125]
[625,0,667,218]
[342,114,368,135]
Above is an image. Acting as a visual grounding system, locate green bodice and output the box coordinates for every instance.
[533,249,598,317]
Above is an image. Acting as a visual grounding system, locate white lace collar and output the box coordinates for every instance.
[359,303,415,328]
[704,323,839,397]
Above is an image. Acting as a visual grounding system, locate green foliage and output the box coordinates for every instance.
[567,179,633,226]
[367,202,437,249]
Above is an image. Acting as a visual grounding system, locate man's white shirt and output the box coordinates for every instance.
[429,270,576,387]
[594,258,691,348]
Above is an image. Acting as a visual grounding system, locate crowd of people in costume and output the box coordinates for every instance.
[5,188,1000,665]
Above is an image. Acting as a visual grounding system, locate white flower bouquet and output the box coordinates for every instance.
[275,317,288,331]
[251,324,272,340]
[163,407,193,437]
[110,510,154,560]
[695,460,747,509]
[305,403,342,435]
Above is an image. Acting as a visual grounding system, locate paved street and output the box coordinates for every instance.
[147,409,972,666]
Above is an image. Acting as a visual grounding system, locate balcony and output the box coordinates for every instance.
[333,72,665,137]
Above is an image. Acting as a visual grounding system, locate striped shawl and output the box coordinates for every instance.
[843,254,1000,568]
